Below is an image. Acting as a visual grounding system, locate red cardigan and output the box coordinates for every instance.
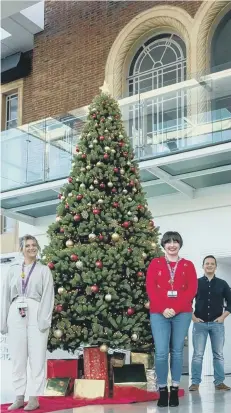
[146,256,198,314]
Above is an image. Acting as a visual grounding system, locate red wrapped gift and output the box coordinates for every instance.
[84,347,109,398]
[47,359,78,379]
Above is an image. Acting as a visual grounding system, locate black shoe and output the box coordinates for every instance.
[157,386,168,407]
[169,386,179,407]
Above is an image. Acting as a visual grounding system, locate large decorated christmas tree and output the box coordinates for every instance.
[42,93,162,353]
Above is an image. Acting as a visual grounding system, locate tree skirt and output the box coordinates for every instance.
[1,387,185,413]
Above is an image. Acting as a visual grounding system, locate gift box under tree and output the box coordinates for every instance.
[47,359,78,379]
[84,347,109,397]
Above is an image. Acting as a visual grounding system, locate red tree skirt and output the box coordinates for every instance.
[0,387,185,413]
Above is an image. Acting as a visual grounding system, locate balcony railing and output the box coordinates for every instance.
[1,69,231,193]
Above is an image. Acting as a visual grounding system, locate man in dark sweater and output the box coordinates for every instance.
[189,255,231,391]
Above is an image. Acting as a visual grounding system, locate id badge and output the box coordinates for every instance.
[17,302,28,309]
[167,291,178,298]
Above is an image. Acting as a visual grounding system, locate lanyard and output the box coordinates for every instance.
[166,257,181,288]
[21,261,37,296]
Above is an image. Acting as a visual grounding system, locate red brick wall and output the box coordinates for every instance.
[23,1,202,124]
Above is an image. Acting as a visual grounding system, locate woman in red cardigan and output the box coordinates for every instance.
[146,231,198,408]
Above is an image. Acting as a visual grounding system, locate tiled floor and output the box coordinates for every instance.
[51,376,231,413]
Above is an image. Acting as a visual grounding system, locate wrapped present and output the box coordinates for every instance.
[47,359,78,379]
[111,352,125,368]
[84,347,109,397]
[146,369,157,392]
[131,351,154,371]
[74,379,105,399]
[44,378,71,396]
[113,364,147,393]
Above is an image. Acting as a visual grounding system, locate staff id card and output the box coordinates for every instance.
[167,291,178,298]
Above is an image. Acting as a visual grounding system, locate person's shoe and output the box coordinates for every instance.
[215,383,231,391]
[189,384,199,391]
[8,396,24,410]
[24,397,39,411]
[169,386,179,407]
[157,386,168,408]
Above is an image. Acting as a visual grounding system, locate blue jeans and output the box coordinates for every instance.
[150,312,192,387]
[191,322,225,385]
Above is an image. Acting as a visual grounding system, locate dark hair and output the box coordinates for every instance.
[203,255,217,266]
[161,231,183,249]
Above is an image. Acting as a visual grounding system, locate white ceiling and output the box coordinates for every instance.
[1,1,44,59]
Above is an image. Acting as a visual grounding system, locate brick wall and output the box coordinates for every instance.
[23,1,202,124]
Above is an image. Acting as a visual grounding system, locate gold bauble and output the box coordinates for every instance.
[142,252,147,259]
[58,287,65,294]
[144,301,150,309]
[111,233,120,242]
[151,242,157,249]
[131,333,138,341]
[66,239,74,248]
[54,329,63,339]
[100,344,108,353]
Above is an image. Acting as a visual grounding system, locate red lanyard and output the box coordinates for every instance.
[166,257,181,287]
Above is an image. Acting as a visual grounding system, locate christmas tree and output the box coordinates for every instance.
[42,93,162,353]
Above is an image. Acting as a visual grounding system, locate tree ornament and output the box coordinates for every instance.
[127,307,135,316]
[66,239,74,248]
[58,193,62,199]
[99,135,105,141]
[82,211,89,219]
[76,194,83,201]
[131,166,136,172]
[54,329,63,339]
[122,189,128,194]
[76,260,83,270]
[111,233,120,242]
[82,154,87,159]
[55,304,63,313]
[114,167,119,173]
[48,262,55,270]
[89,144,93,149]
[122,221,130,228]
[65,203,69,209]
[93,208,100,215]
[105,293,112,302]
[137,271,144,277]
[127,211,132,216]
[76,146,80,152]
[89,185,94,190]
[131,333,138,341]
[137,204,143,210]
[58,287,65,294]
[96,260,103,269]
[93,139,98,144]
[111,149,116,154]
[145,301,150,309]
[91,285,99,293]
[103,153,109,160]
[74,214,81,222]
[133,216,138,223]
[61,196,65,200]
[97,161,103,167]
[98,234,104,241]
[132,188,137,193]
[120,168,125,175]
[100,183,105,189]
[119,141,125,147]
[68,177,73,183]
[60,228,65,233]
[80,183,86,189]
[98,198,104,204]
[77,151,82,156]
[151,242,157,249]
[105,128,109,133]
[100,344,108,353]
[111,188,117,194]
[105,146,110,152]
[142,252,148,259]
[113,202,119,208]
[89,233,97,241]
[128,197,133,202]
[123,152,128,157]
[107,182,113,188]
[149,220,154,227]
[80,167,86,172]
[94,179,99,185]
[127,248,132,253]
[127,161,131,166]
[56,216,61,222]
[119,134,123,139]
[71,254,78,262]
[86,165,91,170]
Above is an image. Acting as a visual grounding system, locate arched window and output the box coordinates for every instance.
[211,10,231,73]
[128,34,186,95]
[126,34,187,158]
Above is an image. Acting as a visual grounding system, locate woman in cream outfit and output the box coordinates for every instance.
[1,235,54,411]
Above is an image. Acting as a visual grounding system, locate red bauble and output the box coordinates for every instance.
[60,228,65,233]
[137,271,144,277]
[129,180,135,187]
[100,117,105,122]
[74,214,81,221]
[119,141,125,147]
[127,248,132,253]
[76,194,83,201]
[127,308,135,316]
[122,221,130,228]
[114,167,119,173]
[111,188,117,194]
[71,254,78,262]
[92,114,97,119]
[103,153,109,160]
[48,262,55,269]
[91,285,99,293]
[123,152,128,157]
[75,147,80,152]
[130,167,136,172]
[98,234,104,241]
[96,260,103,269]
[93,208,100,215]
[68,177,73,183]
[58,193,62,199]
[55,304,63,312]
[65,203,69,209]
[99,135,105,141]
[137,204,143,210]
[100,183,105,189]
[113,202,119,208]
[82,154,87,159]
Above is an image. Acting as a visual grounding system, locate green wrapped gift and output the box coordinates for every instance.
[44,378,71,396]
